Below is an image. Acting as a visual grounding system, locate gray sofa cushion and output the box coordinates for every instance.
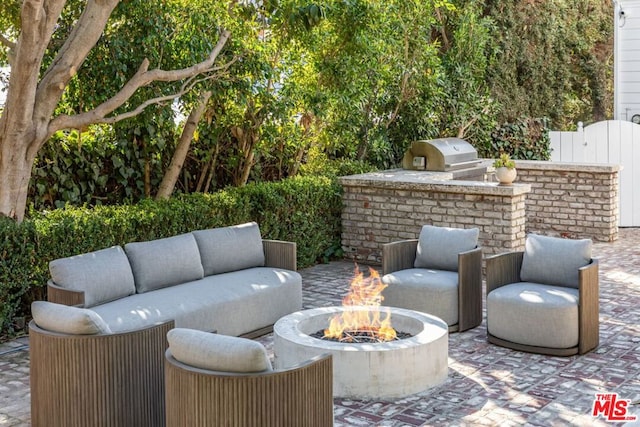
[31,301,112,335]
[487,282,579,349]
[125,233,204,293]
[520,234,592,288]
[382,269,459,326]
[167,328,272,372]
[49,246,135,307]
[192,222,265,276]
[91,267,302,336]
[414,225,479,271]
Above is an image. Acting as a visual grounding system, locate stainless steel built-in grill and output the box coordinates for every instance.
[402,138,480,172]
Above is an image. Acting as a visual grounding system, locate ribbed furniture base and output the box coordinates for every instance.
[29,320,173,427]
[165,352,333,427]
[487,332,579,357]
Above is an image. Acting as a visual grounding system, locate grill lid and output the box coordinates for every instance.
[402,138,479,171]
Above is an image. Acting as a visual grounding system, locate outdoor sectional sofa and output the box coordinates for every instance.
[29,222,302,427]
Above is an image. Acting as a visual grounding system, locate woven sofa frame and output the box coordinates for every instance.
[485,251,599,356]
[382,239,483,332]
[165,352,333,427]
[31,239,298,427]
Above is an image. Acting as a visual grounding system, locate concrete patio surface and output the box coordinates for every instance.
[1,228,639,426]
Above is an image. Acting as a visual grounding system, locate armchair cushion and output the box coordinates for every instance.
[520,234,592,288]
[49,246,135,307]
[414,225,479,271]
[192,222,265,276]
[487,282,579,349]
[382,269,459,326]
[167,328,272,373]
[31,301,112,335]
[125,233,204,293]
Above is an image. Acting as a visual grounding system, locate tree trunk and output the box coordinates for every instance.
[157,91,212,199]
[0,133,36,221]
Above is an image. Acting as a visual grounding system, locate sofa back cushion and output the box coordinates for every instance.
[125,233,204,293]
[520,233,592,288]
[414,225,479,271]
[167,328,272,373]
[32,301,112,335]
[192,222,265,276]
[49,246,135,307]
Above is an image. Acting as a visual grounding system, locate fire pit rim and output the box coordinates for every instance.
[274,305,448,351]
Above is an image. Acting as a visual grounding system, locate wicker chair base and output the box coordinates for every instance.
[487,332,579,357]
[29,320,173,427]
[165,352,334,427]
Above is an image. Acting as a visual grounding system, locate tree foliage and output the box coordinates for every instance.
[1,0,614,214]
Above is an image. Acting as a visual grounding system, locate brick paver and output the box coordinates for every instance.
[1,229,639,426]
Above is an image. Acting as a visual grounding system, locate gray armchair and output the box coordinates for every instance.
[381,225,483,332]
[164,328,333,427]
[485,233,599,356]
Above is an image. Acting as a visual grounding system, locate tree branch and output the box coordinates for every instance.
[48,32,233,133]
[0,34,15,50]
[34,0,120,130]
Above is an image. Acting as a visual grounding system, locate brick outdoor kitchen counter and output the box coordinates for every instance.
[340,161,619,264]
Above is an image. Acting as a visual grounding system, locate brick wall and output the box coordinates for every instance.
[340,161,620,264]
[514,161,619,242]
[340,171,531,264]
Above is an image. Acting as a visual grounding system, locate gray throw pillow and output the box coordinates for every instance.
[31,301,112,335]
[414,225,479,271]
[125,233,204,293]
[520,234,592,288]
[192,222,265,276]
[167,328,272,373]
[49,246,135,307]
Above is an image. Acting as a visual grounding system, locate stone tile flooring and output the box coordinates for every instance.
[2,229,640,426]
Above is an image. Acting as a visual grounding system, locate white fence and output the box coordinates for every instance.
[550,120,640,227]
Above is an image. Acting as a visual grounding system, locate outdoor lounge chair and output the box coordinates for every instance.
[164,328,333,427]
[381,225,483,332]
[29,319,173,427]
[485,233,599,356]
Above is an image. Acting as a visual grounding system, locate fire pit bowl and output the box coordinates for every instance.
[273,306,448,399]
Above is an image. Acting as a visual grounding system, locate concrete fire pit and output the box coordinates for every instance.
[273,306,448,399]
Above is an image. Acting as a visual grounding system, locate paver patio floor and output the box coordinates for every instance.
[1,229,640,426]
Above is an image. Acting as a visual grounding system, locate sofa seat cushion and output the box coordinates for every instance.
[49,246,136,308]
[167,328,272,373]
[487,282,579,349]
[32,301,112,335]
[381,268,459,326]
[520,234,592,289]
[192,222,265,276]
[125,233,204,294]
[414,225,479,272]
[91,267,302,336]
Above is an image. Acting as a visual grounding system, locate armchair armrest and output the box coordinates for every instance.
[458,247,483,331]
[263,239,297,271]
[47,280,85,307]
[485,251,524,295]
[382,239,418,275]
[578,259,599,354]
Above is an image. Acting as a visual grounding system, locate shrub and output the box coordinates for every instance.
[477,116,551,160]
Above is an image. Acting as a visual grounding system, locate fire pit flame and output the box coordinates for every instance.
[324,266,397,342]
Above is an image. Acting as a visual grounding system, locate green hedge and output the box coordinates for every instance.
[0,175,342,339]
